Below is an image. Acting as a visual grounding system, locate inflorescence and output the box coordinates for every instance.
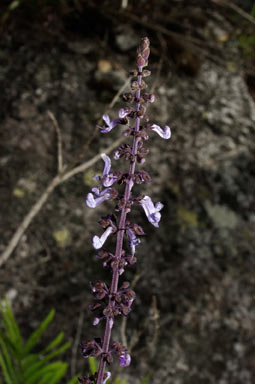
[79,37,171,384]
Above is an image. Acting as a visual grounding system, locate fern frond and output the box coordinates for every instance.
[24,309,55,354]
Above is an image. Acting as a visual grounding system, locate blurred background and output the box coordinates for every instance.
[0,0,254,383]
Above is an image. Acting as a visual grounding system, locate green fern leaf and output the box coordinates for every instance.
[41,331,64,354]
[37,361,68,384]
[0,334,18,382]
[24,341,71,383]
[0,298,23,355]
[21,353,39,371]
[24,309,55,354]
[0,351,13,384]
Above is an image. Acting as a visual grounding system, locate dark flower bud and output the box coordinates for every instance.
[142,69,151,77]
[121,281,130,289]
[91,281,109,300]
[119,117,129,125]
[137,154,146,164]
[140,147,149,155]
[99,214,117,229]
[78,377,91,384]
[129,69,138,76]
[137,37,150,68]
[96,250,111,259]
[136,130,149,140]
[122,92,135,103]
[143,93,155,103]
[80,338,102,358]
[131,80,139,91]
[123,128,133,137]
[88,303,101,312]
[105,352,113,365]
[131,223,145,235]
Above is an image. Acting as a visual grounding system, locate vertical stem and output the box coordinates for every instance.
[96,67,143,384]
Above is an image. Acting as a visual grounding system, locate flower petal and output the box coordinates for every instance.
[127,228,141,256]
[103,372,111,384]
[151,124,171,139]
[86,188,113,208]
[99,114,121,133]
[92,227,113,249]
[101,153,111,177]
[119,352,131,367]
[140,196,164,227]
[119,108,130,118]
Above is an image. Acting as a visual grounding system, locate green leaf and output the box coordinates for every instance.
[21,353,39,371]
[0,334,18,382]
[41,331,64,354]
[0,351,13,384]
[88,356,98,374]
[42,341,71,363]
[25,341,71,383]
[24,309,55,354]
[0,298,23,354]
[26,361,67,384]
[37,362,68,384]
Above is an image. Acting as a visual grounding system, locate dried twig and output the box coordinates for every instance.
[0,75,130,267]
[0,136,124,268]
[47,111,64,173]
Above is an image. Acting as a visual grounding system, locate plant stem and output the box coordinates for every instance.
[96,67,143,384]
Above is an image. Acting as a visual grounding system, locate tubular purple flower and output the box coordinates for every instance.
[93,317,101,326]
[101,153,117,187]
[92,226,113,249]
[140,196,164,227]
[127,228,141,256]
[119,352,131,367]
[151,124,171,139]
[86,187,115,208]
[119,108,131,118]
[99,114,121,133]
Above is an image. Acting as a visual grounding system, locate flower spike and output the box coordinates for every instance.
[82,37,171,384]
[151,124,171,139]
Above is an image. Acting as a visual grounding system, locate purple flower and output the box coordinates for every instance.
[140,196,164,227]
[127,228,141,256]
[92,226,113,249]
[119,352,131,367]
[93,317,101,326]
[151,124,171,139]
[98,114,121,133]
[101,153,117,187]
[86,187,116,208]
[119,108,131,118]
